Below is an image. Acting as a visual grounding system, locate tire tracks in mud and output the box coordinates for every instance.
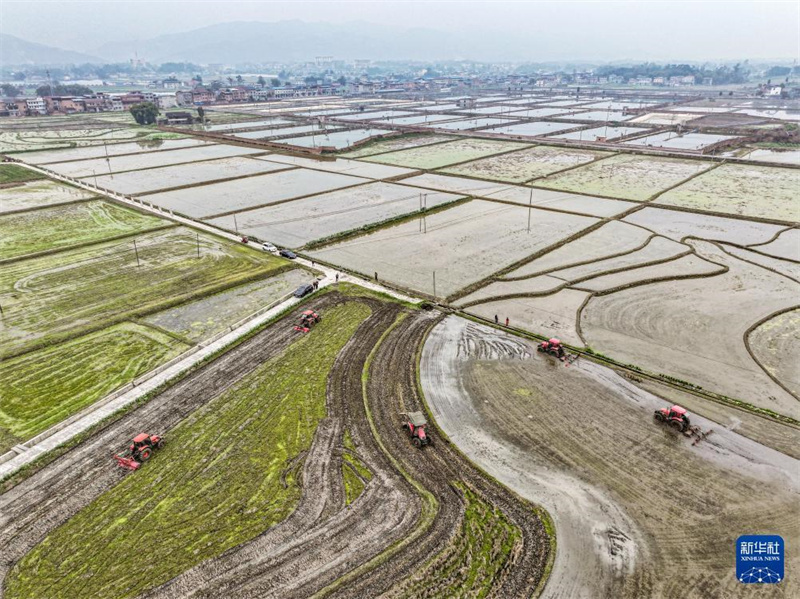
[330,310,550,599]
[140,299,423,599]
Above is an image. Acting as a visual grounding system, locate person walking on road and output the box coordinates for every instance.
[505,317,509,327]
[494,314,498,324]
[336,273,339,284]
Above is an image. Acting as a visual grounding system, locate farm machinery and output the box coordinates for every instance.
[114,433,164,470]
[537,338,579,366]
[653,405,713,445]
[294,309,321,332]
[401,411,432,448]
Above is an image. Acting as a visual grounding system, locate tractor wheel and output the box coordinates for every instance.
[155,439,164,449]
[654,412,665,422]
[670,420,684,433]
[139,447,152,461]
[413,437,422,448]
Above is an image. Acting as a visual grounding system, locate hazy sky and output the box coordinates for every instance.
[2,0,799,61]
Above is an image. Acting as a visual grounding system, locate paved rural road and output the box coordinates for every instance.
[421,315,800,599]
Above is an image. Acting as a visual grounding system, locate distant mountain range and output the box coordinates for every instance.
[4,21,634,66]
[94,20,516,63]
[1,34,103,65]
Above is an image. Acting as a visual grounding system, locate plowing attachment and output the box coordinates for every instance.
[294,309,321,332]
[653,405,713,445]
[114,433,163,471]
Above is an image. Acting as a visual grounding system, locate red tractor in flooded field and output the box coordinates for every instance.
[402,411,432,448]
[114,433,164,471]
[294,309,321,332]
[654,404,691,432]
[538,338,566,360]
[654,405,713,445]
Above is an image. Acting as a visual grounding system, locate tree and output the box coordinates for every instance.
[12,71,26,81]
[236,74,243,84]
[194,74,203,85]
[210,80,222,91]
[257,76,266,88]
[766,66,791,78]
[197,106,205,122]
[227,76,234,86]
[129,102,160,125]
[271,78,281,87]
[36,83,93,97]
[158,62,200,73]
[1,83,22,97]
[337,76,347,85]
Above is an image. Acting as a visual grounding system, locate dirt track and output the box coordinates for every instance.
[1,295,550,598]
[421,316,800,599]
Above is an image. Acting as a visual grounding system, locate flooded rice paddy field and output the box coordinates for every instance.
[623,131,736,151]
[279,128,393,149]
[534,154,714,201]
[0,179,95,213]
[364,138,529,169]
[397,172,635,217]
[46,144,266,178]
[480,121,581,137]
[548,125,651,141]
[18,138,210,165]
[309,199,597,298]
[206,181,463,248]
[441,145,611,183]
[144,168,366,218]
[87,156,291,195]
[340,134,455,158]
[656,163,800,222]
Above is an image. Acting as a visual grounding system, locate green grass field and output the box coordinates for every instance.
[0,200,168,260]
[0,164,45,184]
[0,227,288,358]
[6,302,371,599]
[0,323,187,453]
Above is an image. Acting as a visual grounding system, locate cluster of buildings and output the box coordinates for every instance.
[0,90,180,117]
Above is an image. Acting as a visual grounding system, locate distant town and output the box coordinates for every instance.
[1,59,798,118]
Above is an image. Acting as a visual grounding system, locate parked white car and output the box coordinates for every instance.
[261,242,277,252]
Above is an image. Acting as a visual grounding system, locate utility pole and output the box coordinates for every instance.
[104,141,112,174]
[527,187,533,233]
[133,239,140,267]
[233,213,239,233]
[432,271,436,299]
[196,233,200,258]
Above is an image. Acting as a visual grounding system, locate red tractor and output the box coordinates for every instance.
[294,309,321,332]
[402,411,432,448]
[114,433,164,471]
[538,338,566,360]
[654,405,713,445]
[654,404,691,432]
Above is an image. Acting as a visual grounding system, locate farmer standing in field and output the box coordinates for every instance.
[505,317,509,327]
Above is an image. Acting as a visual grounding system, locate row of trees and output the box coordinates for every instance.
[595,62,750,84]
[1,82,94,98]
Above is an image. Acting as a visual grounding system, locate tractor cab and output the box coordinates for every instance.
[402,411,432,448]
[295,310,321,332]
